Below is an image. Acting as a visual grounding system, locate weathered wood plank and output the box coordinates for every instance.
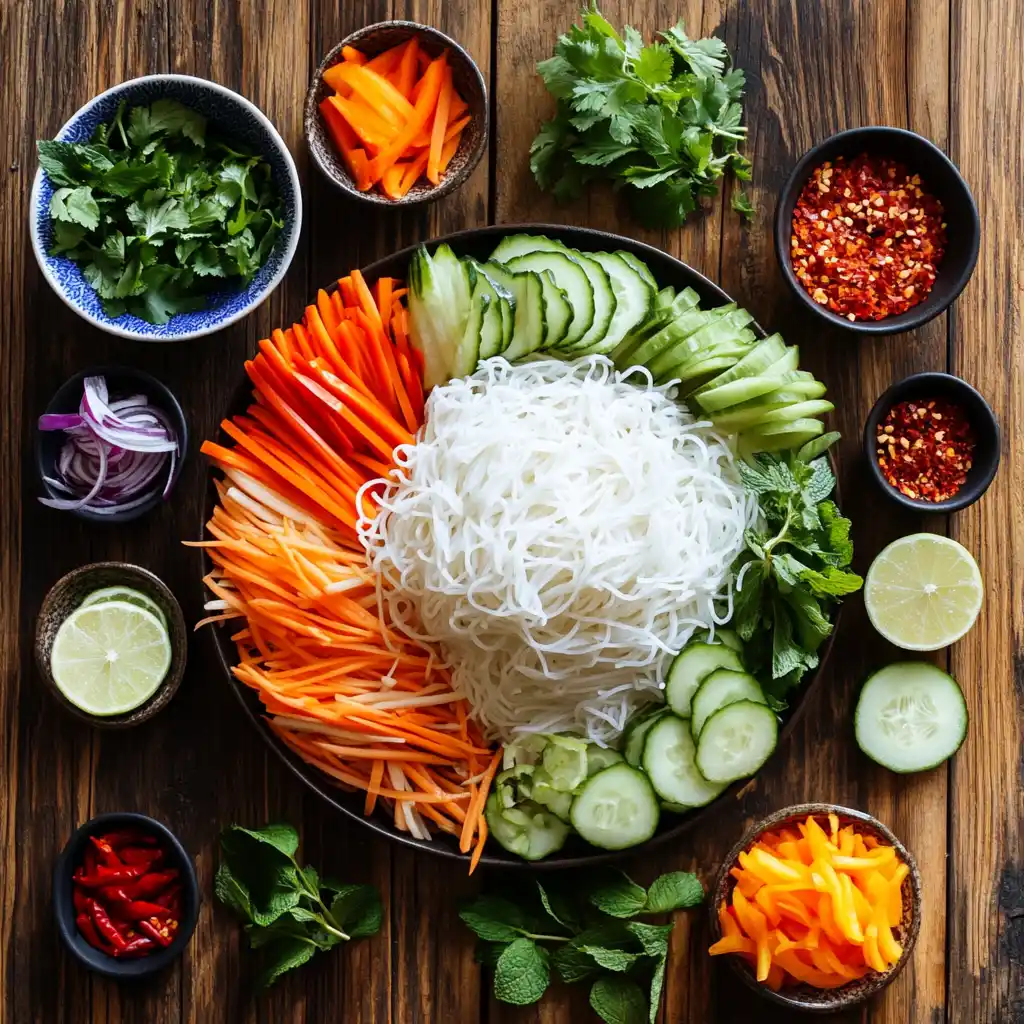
[947,0,1024,1019]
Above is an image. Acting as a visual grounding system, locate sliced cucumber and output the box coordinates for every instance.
[854,662,968,773]
[481,262,545,360]
[647,310,752,380]
[797,431,842,462]
[744,418,824,452]
[536,269,574,349]
[623,707,668,766]
[642,714,727,808]
[495,764,536,809]
[531,769,574,821]
[611,288,701,366]
[627,309,720,371]
[714,629,743,652]
[666,642,744,718]
[470,261,515,353]
[690,669,766,739]
[485,793,570,860]
[617,250,657,289]
[584,251,654,354]
[569,762,660,850]
[407,244,475,388]
[586,745,625,776]
[542,734,589,792]
[452,284,488,377]
[695,334,787,392]
[751,400,835,426]
[695,700,779,783]
[562,250,616,352]
[502,249,595,349]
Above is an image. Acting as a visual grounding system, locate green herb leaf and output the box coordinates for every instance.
[644,872,704,913]
[552,942,601,983]
[536,880,578,931]
[589,975,648,1024]
[587,870,648,918]
[648,954,667,1023]
[731,190,755,221]
[329,884,383,939]
[578,945,641,972]
[626,921,673,959]
[493,938,550,1005]
[257,936,317,988]
[50,186,100,230]
[214,861,252,920]
[460,895,530,942]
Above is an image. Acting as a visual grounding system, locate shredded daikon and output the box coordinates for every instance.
[358,356,755,745]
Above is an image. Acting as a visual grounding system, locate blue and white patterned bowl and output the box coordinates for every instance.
[30,74,303,342]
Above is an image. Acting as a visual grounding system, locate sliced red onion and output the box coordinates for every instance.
[39,374,179,515]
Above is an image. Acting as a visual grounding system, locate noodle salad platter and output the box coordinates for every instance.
[196,224,862,869]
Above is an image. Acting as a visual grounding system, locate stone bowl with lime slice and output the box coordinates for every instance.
[35,562,187,727]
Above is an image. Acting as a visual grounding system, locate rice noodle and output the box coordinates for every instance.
[358,356,756,745]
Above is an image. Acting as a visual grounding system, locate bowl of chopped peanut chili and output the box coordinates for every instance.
[53,812,199,979]
[774,127,979,334]
[864,372,1000,512]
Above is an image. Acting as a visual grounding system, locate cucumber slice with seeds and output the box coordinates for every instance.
[642,714,727,808]
[690,669,766,739]
[665,642,744,718]
[486,793,570,860]
[695,700,779,783]
[569,762,660,850]
[854,662,968,773]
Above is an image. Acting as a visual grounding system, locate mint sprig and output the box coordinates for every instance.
[215,823,381,988]
[460,868,703,1023]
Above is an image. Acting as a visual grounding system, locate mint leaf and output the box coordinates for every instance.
[732,190,755,221]
[493,938,550,1005]
[536,880,578,931]
[589,975,648,1024]
[475,941,510,968]
[329,884,383,939]
[214,861,252,919]
[37,140,87,186]
[626,921,673,958]
[552,942,600,983]
[644,872,704,913]
[257,937,317,988]
[648,955,667,1023]
[460,895,529,942]
[50,186,100,230]
[224,822,300,858]
[798,565,864,598]
[578,945,641,972]
[587,870,648,918]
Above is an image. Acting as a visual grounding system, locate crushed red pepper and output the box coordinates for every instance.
[72,825,181,958]
[876,398,974,501]
[791,153,947,321]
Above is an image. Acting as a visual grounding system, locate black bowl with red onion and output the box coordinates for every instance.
[36,367,187,523]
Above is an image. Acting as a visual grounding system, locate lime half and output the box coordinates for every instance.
[50,601,172,715]
[80,586,168,629]
[865,534,983,650]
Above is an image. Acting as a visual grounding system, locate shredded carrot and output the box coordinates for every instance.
[319,41,471,198]
[710,814,907,989]
[193,264,497,872]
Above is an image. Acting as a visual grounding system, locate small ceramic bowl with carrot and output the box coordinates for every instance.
[305,22,488,206]
[708,803,922,1013]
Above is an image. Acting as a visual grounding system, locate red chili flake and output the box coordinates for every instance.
[876,398,974,501]
[790,154,947,321]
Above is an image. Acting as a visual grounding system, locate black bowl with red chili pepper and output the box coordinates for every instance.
[774,126,979,334]
[54,813,198,978]
[864,372,999,512]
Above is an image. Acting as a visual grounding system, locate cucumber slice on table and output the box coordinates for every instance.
[623,707,668,766]
[642,714,727,808]
[690,669,766,739]
[486,793,570,860]
[695,700,779,784]
[665,642,744,718]
[854,662,968,772]
[569,763,660,850]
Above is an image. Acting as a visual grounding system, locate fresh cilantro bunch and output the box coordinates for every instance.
[461,868,703,1023]
[37,98,284,324]
[530,5,752,228]
[215,823,381,988]
[731,453,863,700]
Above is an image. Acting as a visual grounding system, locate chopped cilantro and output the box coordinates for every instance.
[37,99,283,324]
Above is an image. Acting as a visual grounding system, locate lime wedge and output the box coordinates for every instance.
[50,601,172,715]
[80,586,168,629]
[865,534,983,650]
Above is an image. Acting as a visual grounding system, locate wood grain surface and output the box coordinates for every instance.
[0,0,1019,1022]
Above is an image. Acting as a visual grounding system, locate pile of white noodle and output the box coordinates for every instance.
[358,356,756,745]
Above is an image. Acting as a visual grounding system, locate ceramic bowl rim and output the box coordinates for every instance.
[304,21,488,206]
[53,811,199,978]
[29,73,303,342]
[709,802,922,1012]
[773,125,980,335]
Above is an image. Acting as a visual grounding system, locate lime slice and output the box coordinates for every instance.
[50,601,172,715]
[865,534,983,650]
[80,586,168,629]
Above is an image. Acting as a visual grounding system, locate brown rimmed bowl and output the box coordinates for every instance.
[199,223,845,870]
[34,562,188,728]
[709,803,922,1012]
[304,21,488,206]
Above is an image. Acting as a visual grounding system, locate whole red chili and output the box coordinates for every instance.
[88,899,127,951]
[791,153,946,321]
[876,397,974,501]
[138,918,173,947]
[117,936,158,959]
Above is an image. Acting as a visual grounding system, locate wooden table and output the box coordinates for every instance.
[1,0,1019,1020]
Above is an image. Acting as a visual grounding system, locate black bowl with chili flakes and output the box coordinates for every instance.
[774,126,979,334]
[53,813,199,979]
[864,372,1000,512]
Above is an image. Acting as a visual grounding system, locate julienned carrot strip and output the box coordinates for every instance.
[349,270,382,329]
[438,133,461,176]
[396,37,419,98]
[460,749,501,853]
[350,308,404,419]
[366,52,447,185]
[341,45,366,65]
[338,276,357,307]
[365,44,404,75]
[375,277,393,334]
[444,114,470,144]
[319,98,364,180]
[381,163,406,200]
[399,151,429,192]
[328,95,396,150]
[328,62,417,122]
[427,65,454,185]
[449,92,467,119]
[352,304,416,432]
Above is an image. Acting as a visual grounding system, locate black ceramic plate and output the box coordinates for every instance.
[201,224,838,870]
